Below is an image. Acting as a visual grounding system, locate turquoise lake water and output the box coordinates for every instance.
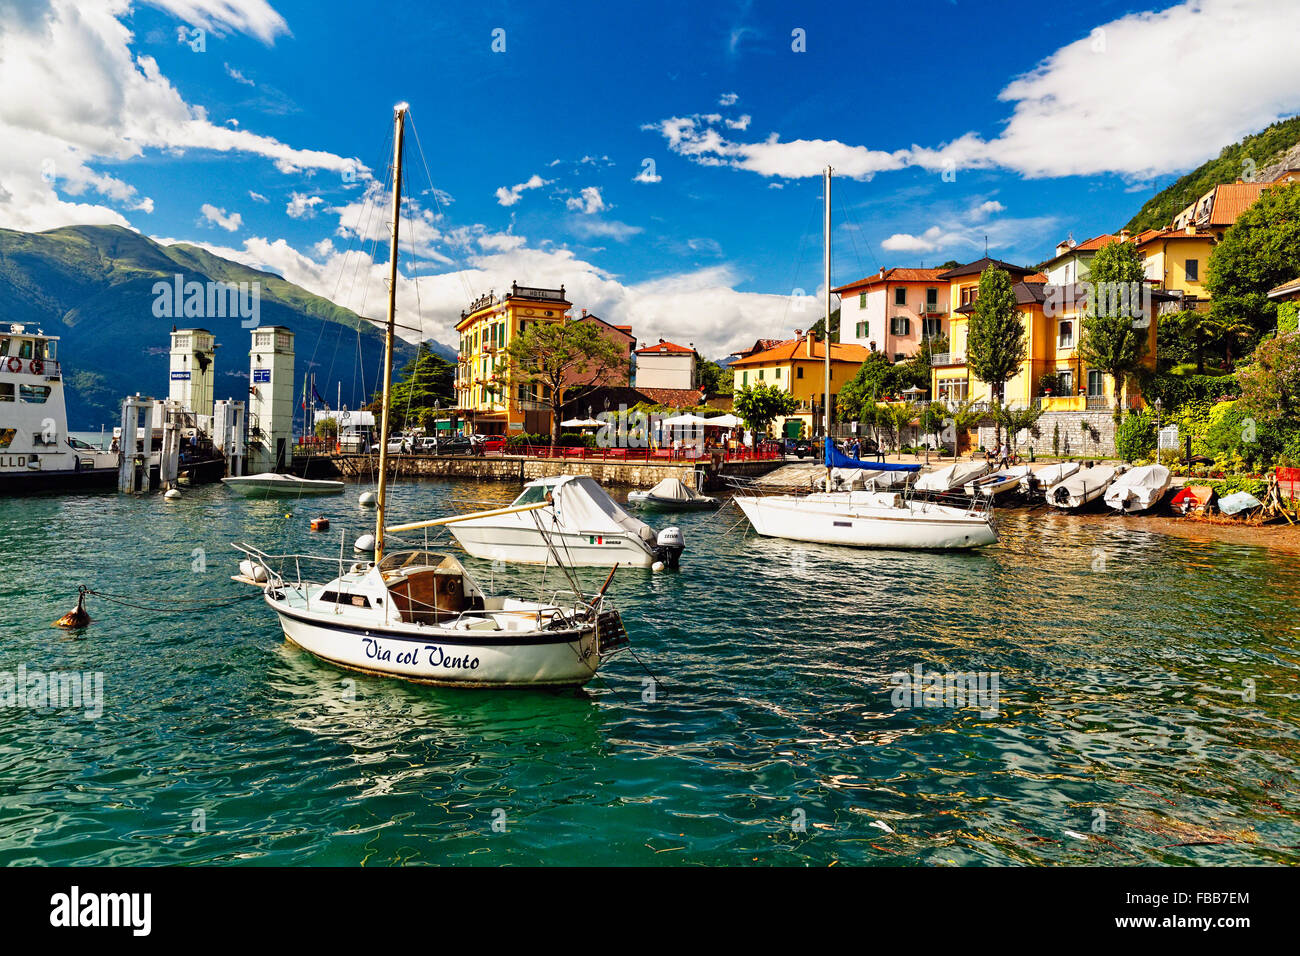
[1,478,1297,865]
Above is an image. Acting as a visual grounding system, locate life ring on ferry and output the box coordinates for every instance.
[4,357,19,373]
[29,359,44,375]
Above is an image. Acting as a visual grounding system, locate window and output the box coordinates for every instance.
[33,430,56,446]
[742,371,748,386]
[17,340,33,359]
[894,287,907,306]
[925,288,938,310]
[758,368,764,380]
[1058,320,1074,348]
[894,353,905,363]
[961,287,978,307]
[796,366,803,379]
[1058,371,1073,395]
[0,338,8,356]
[775,367,782,379]
[890,316,910,336]
[922,317,942,338]
[19,385,51,403]
[0,383,12,401]
[1087,370,1105,397]
[859,292,866,308]
[1185,258,1199,281]
[856,321,868,338]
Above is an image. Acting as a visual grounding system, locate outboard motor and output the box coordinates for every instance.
[653,526,685,569]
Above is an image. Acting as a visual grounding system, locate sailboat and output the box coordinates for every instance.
[233,105,628,688]
[732,168,999,551]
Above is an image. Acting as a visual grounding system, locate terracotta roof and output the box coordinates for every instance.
[730,338,874,368]
[1132,227,1216,246]
[1207,182,1268,226]
[635,339,695,355]
[936,256,1035,280]
[1267,276,1300,299]
[730,338,784,359]
[636,386,707,406]
[1024,272,1048,283]
[831,267,948,294]
[1043,234,1116,264]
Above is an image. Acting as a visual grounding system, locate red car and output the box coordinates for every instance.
[477,435,507,454]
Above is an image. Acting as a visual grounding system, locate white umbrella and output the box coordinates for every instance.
[561,417,603,428]
[662,413,710,426]
[706,413,742,427]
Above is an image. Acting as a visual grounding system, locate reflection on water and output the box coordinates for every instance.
[0,480,1297,865]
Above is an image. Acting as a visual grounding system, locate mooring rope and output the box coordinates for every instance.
[77,585,260,614]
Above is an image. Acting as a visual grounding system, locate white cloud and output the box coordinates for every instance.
[719,92,738,106]
[224,62,255,86]
[570,218,641,241]
[200,202,241,231]
[286,191,323,219]
[565,185,606,214]
[248,190,268,202]
[632,164,661,184]
[725,114,751,131]
[880,215,1059,257]
[494,173,547,206]
[649,0,1300,183]
[974,200,1005,217]
[0,0,366,232]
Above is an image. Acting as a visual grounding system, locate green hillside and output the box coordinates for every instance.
[1125,116,1300,232]
[0,224,416,427]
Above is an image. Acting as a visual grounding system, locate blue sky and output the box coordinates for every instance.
[1,0,1297,358]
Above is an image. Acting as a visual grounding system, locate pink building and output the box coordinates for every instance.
[831,267,949,361]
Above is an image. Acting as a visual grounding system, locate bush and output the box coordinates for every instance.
[1114,408,1156,461]
[1142,370,1240,410]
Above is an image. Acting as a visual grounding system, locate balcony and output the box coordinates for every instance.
[930,352,966,367]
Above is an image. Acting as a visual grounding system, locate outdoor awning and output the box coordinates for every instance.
[561,417,603,427]
[705,413,742,427]
[662,413,710,426]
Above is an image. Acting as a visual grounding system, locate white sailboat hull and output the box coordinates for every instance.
[735,494,997,550]
[223,473,344,496]
[450,522,655,567]
[270,598,601,687]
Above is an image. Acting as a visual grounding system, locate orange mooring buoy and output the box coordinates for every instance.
[54,586,91,629]
[310,517,330,532]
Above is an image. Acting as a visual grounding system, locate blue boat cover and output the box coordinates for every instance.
[823,438,921,472]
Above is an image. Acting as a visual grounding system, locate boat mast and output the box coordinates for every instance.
[374,103,407,564]
[823,166,832,470]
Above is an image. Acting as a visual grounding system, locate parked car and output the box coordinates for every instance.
[370,435,413,454]
[477,435,507,454]
[435,435,477,456]
[788,438,819,459]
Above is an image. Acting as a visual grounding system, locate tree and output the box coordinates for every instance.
[697,360,734,397]
[1238,331,1300,427]
[836,352,907,421]
[369,342,455,432]
[506,320,628,445]
[314,416,339,439]
[1207,181,1300,340]
[967,266,1027,444]
[808,308,840,343]
[1077,240,1149,422]
[993,402,1044,454]
[733,382,799,437]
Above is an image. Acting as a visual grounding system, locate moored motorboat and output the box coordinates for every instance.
[1047,465,1120,511]
[915,459,991,493]
[1022,461,1080,495]
[627,477,718,511]
[222,472,345,496]
[447,475,685,568]
[1103,464,1172,514]
[966,465,1031,498]
[734,489,998,550]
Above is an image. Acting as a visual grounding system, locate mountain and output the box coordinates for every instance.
[1125,115,1300,232]
[0,224,415,428]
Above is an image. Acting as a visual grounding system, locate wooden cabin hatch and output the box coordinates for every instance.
[385,557,483,624]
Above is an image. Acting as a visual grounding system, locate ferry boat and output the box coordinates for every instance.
[0,324,118,491]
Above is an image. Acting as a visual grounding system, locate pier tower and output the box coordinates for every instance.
[168,328,217,425]
[247,326,295,473]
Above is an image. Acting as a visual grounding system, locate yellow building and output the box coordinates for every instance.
[730,333,871,438]
[454,282,571,435]
[930,256,1160,413]
[1130,226,1217,311]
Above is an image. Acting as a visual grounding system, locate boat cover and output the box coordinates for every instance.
[1105,464,1170,501]
[553,476,655,537]
[824,438,920,472]
[646,477,695,500]
[1217,491,1263,516]
[915,460,989,492]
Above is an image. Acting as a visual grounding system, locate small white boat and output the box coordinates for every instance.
[627,477,718,511]
[235,545,625,687]
[1046,465,1120,511]
[915,460,991,493]
[1021,461,1080,494]
[222,472,345,496]
[965,465,1032,498]
[447,475,685,568]
[735,490,998,550]
[1104,464,1171,514]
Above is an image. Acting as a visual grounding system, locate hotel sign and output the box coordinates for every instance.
[171,371,191,381]
[252,368,271,383]
[513,286,560,301]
